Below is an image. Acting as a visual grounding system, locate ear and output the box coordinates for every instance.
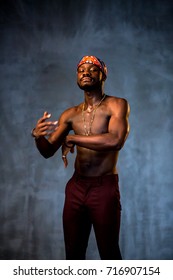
[99,71,107,82]
[102,75,107,81]
[103,65,108,81]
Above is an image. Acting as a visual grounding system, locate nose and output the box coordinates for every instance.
[82,69,91,76]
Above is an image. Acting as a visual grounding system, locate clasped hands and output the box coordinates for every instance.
[32,111,74,167]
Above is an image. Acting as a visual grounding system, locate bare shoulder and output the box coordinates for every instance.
[106,95,130,116]
[58,103,83,123]
[106,95,129,106]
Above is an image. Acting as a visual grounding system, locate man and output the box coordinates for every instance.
[32,55,130,260]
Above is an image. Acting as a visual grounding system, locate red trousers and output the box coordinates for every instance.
[63,172,122,260]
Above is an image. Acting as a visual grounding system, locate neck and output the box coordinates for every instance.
[83,92,106,113]
[84,89,104,106]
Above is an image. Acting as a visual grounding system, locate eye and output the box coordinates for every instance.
[77,68,84,73]
[90,67,99,72]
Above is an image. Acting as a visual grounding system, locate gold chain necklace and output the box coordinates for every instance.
[81,94,106,136]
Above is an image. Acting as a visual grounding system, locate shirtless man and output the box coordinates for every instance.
[32,55,130,260]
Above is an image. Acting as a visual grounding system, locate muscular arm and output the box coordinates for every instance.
[35,136,57,158]
[35,123,70,158]
[66,98,130,151]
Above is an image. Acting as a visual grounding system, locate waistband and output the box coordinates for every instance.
[73,171,119,183]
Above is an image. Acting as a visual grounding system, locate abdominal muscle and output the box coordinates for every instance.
[74,146,119,177]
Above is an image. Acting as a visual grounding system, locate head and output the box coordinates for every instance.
[77,55,107,91]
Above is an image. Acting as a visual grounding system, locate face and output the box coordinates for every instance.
[77,63,103,91]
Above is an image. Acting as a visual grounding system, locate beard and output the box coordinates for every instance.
[77,80,102,91]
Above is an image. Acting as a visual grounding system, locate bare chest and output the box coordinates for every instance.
[71,107,110,136]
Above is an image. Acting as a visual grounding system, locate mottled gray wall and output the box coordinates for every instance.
[0,0,173,260]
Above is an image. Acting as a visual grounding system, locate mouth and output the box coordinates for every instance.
[81,77,93,83]
[81,77,93,82]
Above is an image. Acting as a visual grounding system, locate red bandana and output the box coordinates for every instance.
[77,55,107,78]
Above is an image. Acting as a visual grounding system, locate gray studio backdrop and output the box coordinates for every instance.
[0,0,173,260]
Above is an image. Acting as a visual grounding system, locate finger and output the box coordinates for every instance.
[45,123,59,135]
[64,158,68,168]
[43,111,48,117]
[34,125,54,138]
[54,121,58,129]
[52,121,58,130]
[70,146,75,153]
[38,113,51,124]
[43,113,51,121]
[43,111,51,117]
[38,122,55,131]
[62,156,68,168]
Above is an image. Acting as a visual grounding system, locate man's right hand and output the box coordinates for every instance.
[32,111,58,139]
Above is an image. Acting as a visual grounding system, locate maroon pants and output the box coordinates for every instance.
[63,172,122,260]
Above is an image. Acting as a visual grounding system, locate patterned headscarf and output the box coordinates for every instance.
[77,55,107,79]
